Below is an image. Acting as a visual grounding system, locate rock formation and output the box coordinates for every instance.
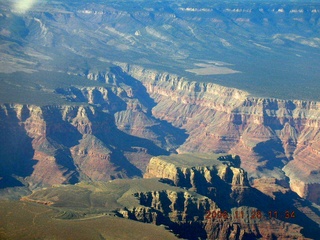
[116,63,320,205]
[1,62,320,207]
[2,63,320,206]
[142,153,319,239]
[144,154,252,207]
[0,78,184,189]
[21,154,319,239]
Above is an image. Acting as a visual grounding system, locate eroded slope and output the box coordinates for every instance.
[118,63,320,205]
[20,154,320,240]
[0,69,185,190]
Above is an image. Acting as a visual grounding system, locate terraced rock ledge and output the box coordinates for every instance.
[20,154,320,239]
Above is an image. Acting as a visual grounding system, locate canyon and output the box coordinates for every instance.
[19,153,320,239]
[117,63,320,205]
[0,72,183,190]
[1,63,320,205]
[1,0,320,239]
[1,66,320,238]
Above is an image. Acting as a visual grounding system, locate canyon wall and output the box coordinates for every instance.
[144,155,253,208]
[0,80,183,189]
[141,154,319,239]
[22,170,312,240]
[1,63,320,205]
[124,190,306,240]
[0,103,121,189]
[116,63,320,204]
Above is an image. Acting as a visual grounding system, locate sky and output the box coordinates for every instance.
[13,0,39,13]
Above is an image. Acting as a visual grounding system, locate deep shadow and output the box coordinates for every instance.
[110,66,188,149]
[272,190,320,239]
[0,104,37,188]
[254,139,288,170]
[104,88,127,112]
[53,146,80,184]
[110,66,157,113]
[150,120,188,150]
[42,107,83,148]
[109,148,143,178]
[105,128,171,156]
[97,127,172,178]
[0,176,24,188]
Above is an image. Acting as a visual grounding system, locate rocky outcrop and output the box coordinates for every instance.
[121,190,215,239]
[128,190,308,240]
[144,154,252,207]
[125,196,312,239]
[21,161,319,240]
[144,155,247,187]
[204,216,307,240]
[0,78,184,189]
[142,154,320,239]
[115,63,320,204]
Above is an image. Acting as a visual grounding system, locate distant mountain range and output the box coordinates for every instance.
[1,0,320,99]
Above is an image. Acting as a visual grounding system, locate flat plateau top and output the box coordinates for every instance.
[0,200,179,240]
[154,153,237,168]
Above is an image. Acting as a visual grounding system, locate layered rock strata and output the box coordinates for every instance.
[0,77,184,189]
[1,62,320,206]
[128,191,306,240]
[143,153,320,239]
[116,63,320,204]
[144,154,252,207]
[21,155,314,239]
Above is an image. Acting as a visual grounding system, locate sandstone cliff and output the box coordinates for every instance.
[144,154,252,208]
[115,63,320,204]
[21,176,312,240]
[142,153,319,239]
[124,190,306,240]
[0,78,184,189]
[2,63,319,206]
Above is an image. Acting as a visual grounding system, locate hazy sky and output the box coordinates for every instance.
[13,0,39,13]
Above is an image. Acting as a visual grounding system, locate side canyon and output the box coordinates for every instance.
[119,63,320,205]
[1,63,320,206]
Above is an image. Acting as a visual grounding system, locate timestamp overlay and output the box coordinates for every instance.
[205,208,296,223]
